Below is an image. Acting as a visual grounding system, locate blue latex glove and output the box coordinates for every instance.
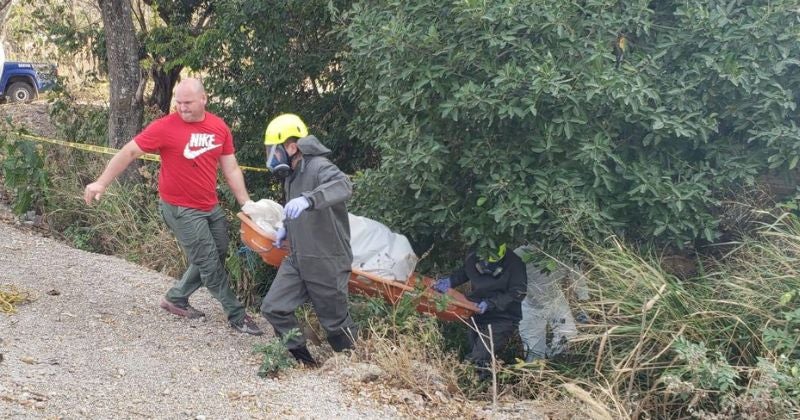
[477,301,489,314]
[273,226,286,248]
[433,277,451,293]
[284,197,310,219]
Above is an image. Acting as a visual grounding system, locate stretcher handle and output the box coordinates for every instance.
[352,267,479,312]
[237,212,289,252]
[351,267,415,292]
[245,240,275,253]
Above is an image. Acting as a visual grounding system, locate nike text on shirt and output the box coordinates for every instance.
[183,133,221,159]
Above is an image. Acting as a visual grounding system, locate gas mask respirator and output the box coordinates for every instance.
[475,243,507,277]
[266,144,293,179]
[475,259,504,277]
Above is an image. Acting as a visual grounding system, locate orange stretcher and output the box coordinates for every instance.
[237,213,478,322]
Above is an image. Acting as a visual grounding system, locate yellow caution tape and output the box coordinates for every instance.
[13,132,269,173]
[0,286,32,314]
[16,132,161,161]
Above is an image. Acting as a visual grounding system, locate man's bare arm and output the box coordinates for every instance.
[220,154,251,206]
[84,140,146,204]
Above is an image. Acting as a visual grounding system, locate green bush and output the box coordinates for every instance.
[0,133,49,215]
[253,329,300,377]
[186,0,373,203]
[342,0,800,256]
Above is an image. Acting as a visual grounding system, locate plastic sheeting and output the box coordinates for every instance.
[349,214,418,281]
[514,246,582,361]
[242,199,418,282]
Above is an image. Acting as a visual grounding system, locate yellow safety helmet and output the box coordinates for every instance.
[485,243,508,263]
[478,243,508,263]
[264,113,308,145]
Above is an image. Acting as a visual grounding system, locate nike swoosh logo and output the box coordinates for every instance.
[183,143,222,159]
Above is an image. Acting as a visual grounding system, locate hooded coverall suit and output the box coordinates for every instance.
[260,135,357,351]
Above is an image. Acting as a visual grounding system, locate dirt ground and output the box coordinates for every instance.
[0,102,58,139]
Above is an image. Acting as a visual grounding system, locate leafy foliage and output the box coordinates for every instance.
[252,328,300,377]
[667,338,741,394]
[0,132,49,215]
[184,0,373,201]
[342,0,800,256]
[763,288,800,360]
[25,0,106,84]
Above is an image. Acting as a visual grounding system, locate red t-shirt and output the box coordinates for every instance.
[134,112,235,211]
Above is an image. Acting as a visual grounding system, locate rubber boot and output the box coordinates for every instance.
[327,327,357,352]
[289,346,318,368]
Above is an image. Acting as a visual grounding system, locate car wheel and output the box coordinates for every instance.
[7,82,36,103]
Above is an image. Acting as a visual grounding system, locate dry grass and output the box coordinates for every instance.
[497,210,800,418]
[39,140,185,276]
[355,319,464,399]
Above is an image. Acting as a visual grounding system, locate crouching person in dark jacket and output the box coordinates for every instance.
[433,244,527,379]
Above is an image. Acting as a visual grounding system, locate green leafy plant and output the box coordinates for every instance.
[62,224,96,252]
[667,337,741,395]
[763,288,800,360]
[0,133,49,215]
[252,328,300,378]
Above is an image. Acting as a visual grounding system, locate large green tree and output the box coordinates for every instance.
[343,0,800,258]
[139,0,214,113]
[186,0,367,198]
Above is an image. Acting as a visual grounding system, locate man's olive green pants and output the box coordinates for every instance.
[160,201,245,323]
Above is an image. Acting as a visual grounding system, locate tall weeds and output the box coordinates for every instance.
[42,141,184,275]
[508,213,800,418]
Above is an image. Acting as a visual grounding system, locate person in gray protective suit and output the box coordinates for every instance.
[514,245,589,361]
[259,113,357,367]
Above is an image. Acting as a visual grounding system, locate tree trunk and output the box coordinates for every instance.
[0,1,15,43]
[98,0,145,182]
[148,65,182,114]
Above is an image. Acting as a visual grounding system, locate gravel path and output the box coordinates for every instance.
[0,221,404,419]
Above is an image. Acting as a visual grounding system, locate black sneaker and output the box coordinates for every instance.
[230,314,263,336]
[160,298,205,319]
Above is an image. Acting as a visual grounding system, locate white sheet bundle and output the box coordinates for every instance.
[242,199,284,235]
[243,199,418,281]
[348,214,418,282]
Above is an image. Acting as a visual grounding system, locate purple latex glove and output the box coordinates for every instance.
[284,197,310,219]
[273,226,286,248]
[433,277,451,293]
[477,301,488,314]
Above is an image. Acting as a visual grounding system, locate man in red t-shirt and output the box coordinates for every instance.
[84,78,262,335]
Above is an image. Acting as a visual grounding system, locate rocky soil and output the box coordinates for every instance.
[0,217,414,418]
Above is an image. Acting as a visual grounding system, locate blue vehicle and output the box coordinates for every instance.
[0,46,57,103]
